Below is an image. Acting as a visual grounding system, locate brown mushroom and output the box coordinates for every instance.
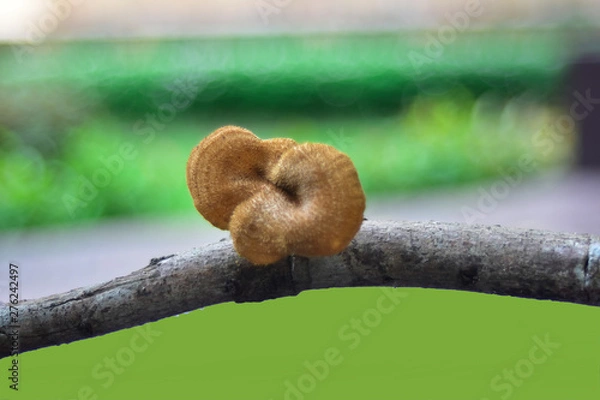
[186,125,366,265]
[186,126,296,229]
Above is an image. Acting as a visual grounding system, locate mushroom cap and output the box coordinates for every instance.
[186,126,366,264]
[186,126,296,229]
[229,143,366,264]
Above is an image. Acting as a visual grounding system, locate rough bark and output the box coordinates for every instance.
[1,220,599,358]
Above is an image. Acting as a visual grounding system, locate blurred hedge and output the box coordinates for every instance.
[0,30,569,116]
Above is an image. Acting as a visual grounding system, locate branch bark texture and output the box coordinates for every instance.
[1,220,599,358]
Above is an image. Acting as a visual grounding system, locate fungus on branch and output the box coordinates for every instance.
[186,125,366,264]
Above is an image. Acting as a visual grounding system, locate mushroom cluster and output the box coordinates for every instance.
[186,126,366,265]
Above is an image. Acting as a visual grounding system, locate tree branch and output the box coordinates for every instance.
[1,220,599,358]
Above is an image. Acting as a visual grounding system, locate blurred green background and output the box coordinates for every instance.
[0,31,577,230]
[1,1,600,399]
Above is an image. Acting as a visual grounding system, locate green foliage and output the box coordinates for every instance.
[0,90,573,231]
[0,31,567,115]
[0,32,575,230]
